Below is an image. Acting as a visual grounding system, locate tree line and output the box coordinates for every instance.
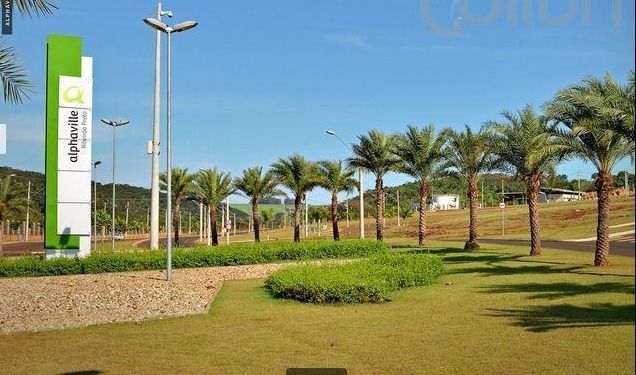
[160,71,633,267]
[1,72,633,265]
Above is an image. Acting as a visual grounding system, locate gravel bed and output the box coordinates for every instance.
[0,262,308,335]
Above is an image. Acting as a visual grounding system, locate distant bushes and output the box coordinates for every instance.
[265,253,444,304]
[0,240,387,278]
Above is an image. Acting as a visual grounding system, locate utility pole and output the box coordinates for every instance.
[383,192,386,227]
[148,1,168,251]
[345,199,350,230]
[125,201,129,239]
[198,202,203,243]
[578,172,581,200]
[225,198,230,245]
[93,162,101,251]
[501,179,505,238]
[249,209,252,233]
[359,169,364,239]
[625,171,629,195]
[25,180,30,241]
[206,205,211,246]
[396,188,400,227]
[304,194,309,238]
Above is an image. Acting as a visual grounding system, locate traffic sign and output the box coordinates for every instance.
[499,202,506,209]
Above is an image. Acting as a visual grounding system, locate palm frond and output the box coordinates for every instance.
[14,0,57,17]
[0,42,33,104]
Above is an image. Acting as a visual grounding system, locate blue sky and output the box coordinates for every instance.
[0,0,634,204]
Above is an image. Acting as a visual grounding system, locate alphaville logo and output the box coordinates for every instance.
[63,86,85,104]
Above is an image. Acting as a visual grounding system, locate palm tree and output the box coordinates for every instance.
[317,160,357,241]
[233,166,280,242]
[1,0,57,104]
[486,105,561,256]
[348,130,399,241]
[393,125,445,246]
[271,154,320,242]
[0,175,25,257]
[547,77,633,266]
[160,168,195,246]
[550,72,634,147]
[193,168,234,246]
[442,125,494,249]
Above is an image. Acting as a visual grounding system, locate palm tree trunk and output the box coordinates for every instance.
[294,195,302,242]
[465,178,479,250]
[174,201,181,247]
[418,180,428,246]
[252,200,261,242]
[210,207,219,246]
[331,193,340,241]
[527,176,542,256]
[375,178,384,241]
[594,171,613,266]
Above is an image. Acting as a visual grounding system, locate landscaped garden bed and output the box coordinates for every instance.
[265,253,443,303]
[0,240,386,278]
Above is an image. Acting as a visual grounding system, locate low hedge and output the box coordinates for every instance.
[0,239,387,278]
[264,253,444,304]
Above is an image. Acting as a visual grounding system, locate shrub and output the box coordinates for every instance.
[264,253,444,304]
[0,239,386,278]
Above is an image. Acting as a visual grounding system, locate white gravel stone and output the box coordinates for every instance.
[0,261,324,335]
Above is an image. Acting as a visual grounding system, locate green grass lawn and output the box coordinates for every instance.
[1,242,633,374]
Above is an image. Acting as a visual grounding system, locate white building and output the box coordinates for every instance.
[430,194,460,210]
[543,188,581,202]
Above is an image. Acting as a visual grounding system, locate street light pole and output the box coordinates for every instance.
[25,180,30,241]
[396,188,400,227]
[326,130,365,239]
[199,200,203,243]
[148,2,173,251]
[225,197,230,245]
[144,16,198,280]
[101,119,130,252]
[92,160,101,251]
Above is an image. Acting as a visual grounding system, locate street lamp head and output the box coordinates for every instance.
[143,17,169,33]
[173,20,198,33]
[326,130,336,136]
[94,161,102,167]
[101,118,130,127]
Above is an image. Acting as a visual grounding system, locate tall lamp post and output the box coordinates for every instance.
[92,160,102,250]
[101,118,130,252]
[146,2,173,251]
[25,179,30,241]
[144,16,198,281]
[326,130,365,239]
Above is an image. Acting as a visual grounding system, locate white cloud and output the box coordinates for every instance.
[325,34,370,49]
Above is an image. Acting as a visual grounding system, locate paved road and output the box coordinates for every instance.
[4,232,634,257]
[481,232,635,257]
